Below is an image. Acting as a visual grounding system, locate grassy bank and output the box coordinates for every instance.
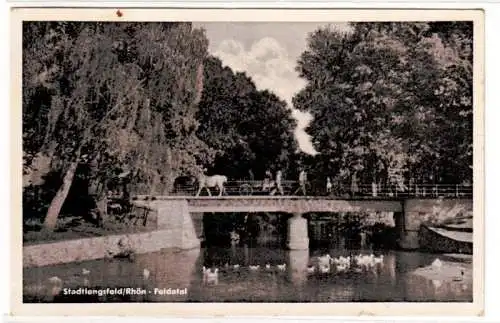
[23,213,157,246]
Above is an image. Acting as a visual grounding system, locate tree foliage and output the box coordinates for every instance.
[293,22,473,187]
[196,56,298,179]
[23,22,212,229]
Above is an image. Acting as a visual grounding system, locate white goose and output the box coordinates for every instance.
[48,276,62,285]
[48,276,63,296]
[143,268,151,280]
[336,263,349,273]
[432,258,443,270]
[203,267,219,285]
[356,254,375,270]
[318,263,331,274]
[431,279,443,289]
[336,256,351,269]
[249,265,260,271]
[318,254,332,266]
[373,255,384,267]
[277,264,286,271]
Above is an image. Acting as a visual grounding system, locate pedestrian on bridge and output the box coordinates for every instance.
[294,169,307,196]
[350,172,359,197]
[326,177,333,195]
[263,169,273,192]
[275,169,284,195]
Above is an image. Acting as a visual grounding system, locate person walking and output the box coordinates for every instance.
[294,168,307,196]
[350,172,359,197]
[275,169,284,195]
[326,177,332,195]
[263,169,273,192]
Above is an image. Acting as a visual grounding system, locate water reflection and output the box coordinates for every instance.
[288,250,308,286]
[24,246,472,303]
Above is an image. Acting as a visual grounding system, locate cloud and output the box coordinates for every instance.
[213,37,317,155]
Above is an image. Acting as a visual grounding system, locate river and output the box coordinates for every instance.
[23,244,472,303]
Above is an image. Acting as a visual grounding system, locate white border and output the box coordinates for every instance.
[1,2,496,321]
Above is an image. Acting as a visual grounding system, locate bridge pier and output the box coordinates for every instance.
[394,211,420,250]
[287,213,309,250]
[157,200,200,250]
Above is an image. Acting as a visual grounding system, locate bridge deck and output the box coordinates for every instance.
[132,195,406,213]
[133,195,471,201]
[132,195,471,216]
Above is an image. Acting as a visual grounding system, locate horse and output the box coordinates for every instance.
[196,174,227,196]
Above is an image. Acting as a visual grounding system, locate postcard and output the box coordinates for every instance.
[11,7,484,316]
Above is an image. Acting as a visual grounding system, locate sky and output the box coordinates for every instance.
[193,22,351,155]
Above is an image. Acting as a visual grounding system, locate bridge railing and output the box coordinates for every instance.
[352,184,472,198]
[169,181,472,198]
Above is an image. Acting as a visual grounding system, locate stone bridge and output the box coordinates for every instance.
[132,196,473,251]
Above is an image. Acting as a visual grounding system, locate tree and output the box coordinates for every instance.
[23,22,211,230]
[196,56,298,180]
[293,22,473,190]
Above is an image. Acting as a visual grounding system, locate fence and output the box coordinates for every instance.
[170,180,473,198]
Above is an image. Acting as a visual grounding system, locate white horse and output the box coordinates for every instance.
[196,174,227,196]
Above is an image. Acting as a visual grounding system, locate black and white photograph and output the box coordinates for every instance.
[13,8,484,316]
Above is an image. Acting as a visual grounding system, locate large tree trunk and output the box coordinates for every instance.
[89,177,108,227]
[43,159,80,231]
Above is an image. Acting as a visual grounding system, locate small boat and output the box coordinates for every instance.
[419,224,472,254]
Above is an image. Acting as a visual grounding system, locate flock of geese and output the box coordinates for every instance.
[38,253,387,293]
[27,255,458,298]
[201,253,386,285]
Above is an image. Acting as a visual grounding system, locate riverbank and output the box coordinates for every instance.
[23,229,185,268]
[22,209,201,268]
